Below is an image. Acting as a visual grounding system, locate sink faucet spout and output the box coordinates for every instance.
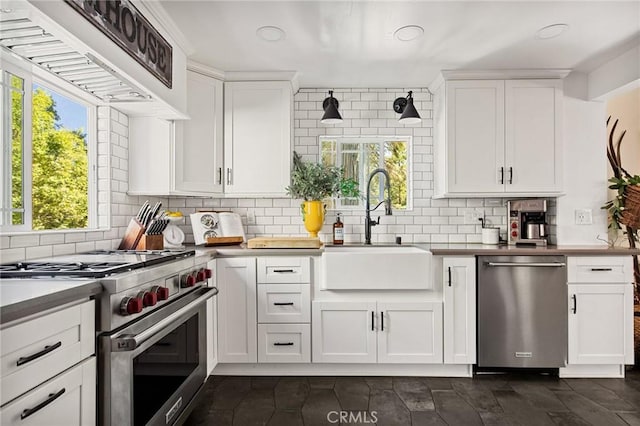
[365,168,392,245]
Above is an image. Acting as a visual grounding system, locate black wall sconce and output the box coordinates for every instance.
[321,90,343,124]
[393,90,421,124]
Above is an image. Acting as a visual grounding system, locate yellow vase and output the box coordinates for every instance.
[302,200,325,238]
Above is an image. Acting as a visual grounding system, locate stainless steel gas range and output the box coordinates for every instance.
[1,249,218,426]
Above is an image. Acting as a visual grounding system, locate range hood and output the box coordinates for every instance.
[0,9,152,103]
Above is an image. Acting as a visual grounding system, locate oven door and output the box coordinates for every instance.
[99,286,218,426]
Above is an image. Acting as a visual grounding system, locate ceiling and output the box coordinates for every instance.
[158,1,640,88]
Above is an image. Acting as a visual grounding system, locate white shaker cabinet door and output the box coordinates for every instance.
[216,257,257,363]
[505,79,562,193]
[443,257,476,364]
[377,302,443,364]
[312,301,377,363]
[224,81,292,197]
[446,80,505,194]
[174,70,224,194]
[568,284,633,365]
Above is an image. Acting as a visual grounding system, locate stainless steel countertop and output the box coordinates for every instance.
[0,278,102,324]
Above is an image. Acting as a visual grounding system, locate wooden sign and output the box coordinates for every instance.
[64,0,173,88]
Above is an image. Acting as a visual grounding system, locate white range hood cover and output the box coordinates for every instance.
[0,8,151,103]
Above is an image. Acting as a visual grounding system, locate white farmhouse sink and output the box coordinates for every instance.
[321,246,432,290]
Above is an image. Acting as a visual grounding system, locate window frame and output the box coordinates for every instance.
[319,135,413,211]
[0,54,98,234]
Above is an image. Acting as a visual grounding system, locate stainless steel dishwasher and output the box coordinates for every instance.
[477,255,567,369]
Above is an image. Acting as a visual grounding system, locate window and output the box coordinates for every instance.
[320,136,411,210]
[1,61,96,232]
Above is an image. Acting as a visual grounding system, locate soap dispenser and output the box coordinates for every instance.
[333,213,344,245]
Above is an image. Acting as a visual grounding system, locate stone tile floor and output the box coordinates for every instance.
[184,369,640,425]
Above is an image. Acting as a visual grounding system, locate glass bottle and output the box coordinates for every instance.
[333,213,344,245]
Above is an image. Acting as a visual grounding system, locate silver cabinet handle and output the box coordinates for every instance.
[486,262,566,267]
[217,167,222,185]
[226,168,232,185]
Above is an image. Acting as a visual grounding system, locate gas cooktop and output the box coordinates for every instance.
[0,249,195,279]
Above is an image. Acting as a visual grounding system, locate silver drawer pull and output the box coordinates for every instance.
[590,268,613,272]
[273,302,294,306]
[487,262,566,267]
[273,269,295,273]
[273,342,294,346]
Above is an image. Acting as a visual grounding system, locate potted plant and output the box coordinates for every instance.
[602,116,639,293]
[286,151,359,237]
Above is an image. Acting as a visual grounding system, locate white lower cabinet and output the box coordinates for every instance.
[312,301,442,363]
[442,257,476,364]
[258,324,310,363]
[0,351,96,426]
[216,257,257,363]
[568,283,633,365]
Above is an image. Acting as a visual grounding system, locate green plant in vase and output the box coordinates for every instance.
[286,151,359,237]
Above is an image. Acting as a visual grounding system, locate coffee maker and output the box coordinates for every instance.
[507,199,548,246]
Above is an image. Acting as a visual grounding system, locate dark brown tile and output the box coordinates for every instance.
[251,376,281,390]
[365,377,393,390]
[307,376,336,389]
[393,376,434,411]
[432,389,483,426]
[334,377,370,410]
[554,390,628,426]
[424,377,453,390]
[479,411,523,426]
[617,411,640,426]
[563,379,607,392]
[510,383,569,411]
[574,387,636,412]
[301,388,341,426]
[547,411,593,426]
[450,378,502,413]
[186,409,233,426]
[369,389,411,426]
[410,410,447,426]
[493,389,555,426]
[232,388,275,426]
[275,378,310,410]
[267,410,304,426]
[212,377,252,410]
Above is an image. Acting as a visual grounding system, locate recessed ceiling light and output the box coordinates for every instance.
[394,25,424,42]
[256,26,286,42]
[535,23,569,40]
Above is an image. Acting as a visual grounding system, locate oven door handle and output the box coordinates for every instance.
[111,287,218,352]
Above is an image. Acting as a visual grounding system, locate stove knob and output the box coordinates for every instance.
[138,291,157,307]
[151,285,170,301]
[181,273,196,288]
[196,269,206,283]
[511,222,518,229]
[204,268,213,279]
[511,230,518,237]
[120,297,143,315]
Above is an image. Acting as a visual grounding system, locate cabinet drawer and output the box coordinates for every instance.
[0,300,94,406]
[258,284,310,323]
[257,257,310,283]
[1,357,96,426]
[257,324,310,363]
[568,257,633,283]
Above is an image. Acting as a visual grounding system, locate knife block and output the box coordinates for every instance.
[118,218,145,250]
[136,234,164,250]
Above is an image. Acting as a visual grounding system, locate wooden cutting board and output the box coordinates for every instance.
[205,236,244,246]
[247,237,322,249]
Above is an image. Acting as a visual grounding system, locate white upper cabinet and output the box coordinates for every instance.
[129,70,224,196]
[224,81,292,197]
[433,74,563,198]
[174,71,224,194]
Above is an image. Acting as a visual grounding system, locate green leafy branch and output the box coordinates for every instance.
[286,151,360,201]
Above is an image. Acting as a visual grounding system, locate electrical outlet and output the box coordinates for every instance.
[575,209,593,225]
[464,208,484,225]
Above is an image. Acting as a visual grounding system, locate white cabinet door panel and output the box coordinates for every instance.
[312,301,377,363]
[217,258,257,363]
[446,80,505,193]
[443,257,476,364]
[377,302,443,364]
[568,284,632,365]
[505,80,562,192]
